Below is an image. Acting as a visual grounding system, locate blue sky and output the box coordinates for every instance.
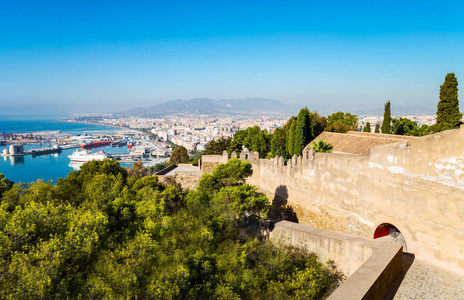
[1,0,463,115]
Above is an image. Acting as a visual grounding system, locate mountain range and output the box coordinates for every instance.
[125,98,295,116]
[124,98,437,117]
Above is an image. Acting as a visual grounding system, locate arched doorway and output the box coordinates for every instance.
[374,223,407,252]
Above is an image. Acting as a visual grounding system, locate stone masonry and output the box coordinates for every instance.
[202,126,464,276]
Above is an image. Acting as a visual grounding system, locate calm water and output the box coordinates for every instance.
[0,115,117,134]
[0,116,131,184]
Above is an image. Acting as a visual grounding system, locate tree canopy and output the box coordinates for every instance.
[203,137,233,155]
[232,126,271,158]
[280,109,327,158]
[271,127,287,158]
[0,159,341,299]
[326,112,358,133]
[170,145,189,163]
[436,73,462,131]
[0,173,13,197]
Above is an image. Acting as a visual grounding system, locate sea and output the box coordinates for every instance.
[0,115,131,184]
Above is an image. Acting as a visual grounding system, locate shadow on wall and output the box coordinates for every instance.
[268,185,299,223]
[382,253,416,300]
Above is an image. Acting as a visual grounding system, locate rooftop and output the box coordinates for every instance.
[308,131,415,155]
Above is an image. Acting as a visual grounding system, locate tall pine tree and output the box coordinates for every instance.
[381,101,391,134]
[436,73,462,131]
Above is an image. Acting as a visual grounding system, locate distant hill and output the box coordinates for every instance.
[124,98,436,118]
[125,98,294,116]
[352,106,435,116]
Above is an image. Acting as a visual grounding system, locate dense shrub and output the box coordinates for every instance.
[0,160,341,299]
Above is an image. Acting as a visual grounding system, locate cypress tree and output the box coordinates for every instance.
[293,107,312,156]
[375,123,380,133]
[271,127,287,157]
[436,73,462,131]
[285,117,296,157]
[381,101,391,134]
[363,122,371,132]
[287,118,297,156]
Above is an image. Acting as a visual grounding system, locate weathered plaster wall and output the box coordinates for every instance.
[247,127,464,275]
[200,152,229,174]
[158,172,201,190]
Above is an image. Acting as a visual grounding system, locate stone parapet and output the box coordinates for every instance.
[272,221,402,300]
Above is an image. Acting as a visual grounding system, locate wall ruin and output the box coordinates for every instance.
[243,127,464,275]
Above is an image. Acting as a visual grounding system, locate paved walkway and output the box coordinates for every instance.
[162,165,201,175]
[384,253,464,300]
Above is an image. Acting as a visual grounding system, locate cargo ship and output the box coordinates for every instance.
[80,140,111,148]
[68,150,107,162]
[111,139,122,147]
[111,140,127,147]
[31,145,62,156]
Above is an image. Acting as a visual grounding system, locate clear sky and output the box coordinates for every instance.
[1,0,463,115]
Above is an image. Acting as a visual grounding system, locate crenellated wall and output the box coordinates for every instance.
[243,127,464,275]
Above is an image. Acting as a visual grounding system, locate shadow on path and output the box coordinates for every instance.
[383,252,415,300]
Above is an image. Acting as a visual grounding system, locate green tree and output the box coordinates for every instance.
[203,138,233,155]
[271,127,287,158]
[381,101,391,134]
[207,158,253,189]
[436,73,462,131]
[54,158,128,206]
[391,118,417,136]
[170,146,189,164]
[410,124,431,136]
[233,126,271,158]
[326,112,358,133]
[293,107,312,156]
[0,154,342,299]
[310,111,327,138]
[0,173,13,197]
[127,162,149,178]
[309,139,333,153]
[363,122,371,132]
[374,123,380,133]
[286,117,297,156]
[211,184,271,219]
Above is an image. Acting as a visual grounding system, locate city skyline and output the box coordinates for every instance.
[1,0,463,115]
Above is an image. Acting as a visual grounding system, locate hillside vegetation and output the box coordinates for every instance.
[0,159,341,299]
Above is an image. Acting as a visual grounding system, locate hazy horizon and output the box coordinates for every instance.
[1,1,463,115]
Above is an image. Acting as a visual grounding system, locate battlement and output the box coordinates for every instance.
[201,128,464,275]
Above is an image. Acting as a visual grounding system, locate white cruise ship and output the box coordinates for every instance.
[68,150,107,162]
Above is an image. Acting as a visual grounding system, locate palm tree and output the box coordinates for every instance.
[310,139,333,153]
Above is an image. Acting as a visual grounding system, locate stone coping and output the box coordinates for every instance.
[271,221,402,300]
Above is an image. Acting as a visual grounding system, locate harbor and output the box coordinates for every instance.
[0,129,172,163]
[0,126,172,183]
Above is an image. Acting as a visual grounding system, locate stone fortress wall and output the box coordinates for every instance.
[205,126,464,275]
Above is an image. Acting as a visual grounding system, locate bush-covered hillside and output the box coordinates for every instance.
[0,159,341,299]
